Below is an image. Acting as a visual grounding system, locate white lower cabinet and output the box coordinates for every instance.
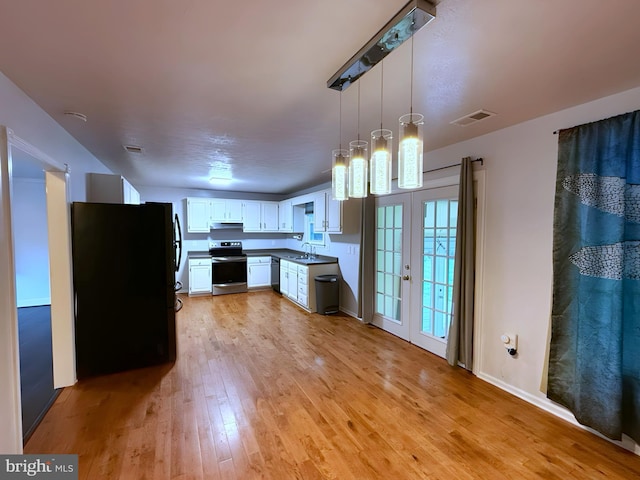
[280,260,298,300]
[280,260,338,312]
[297,265,309,308]
[188,258,212,295]
[247,256,271,288]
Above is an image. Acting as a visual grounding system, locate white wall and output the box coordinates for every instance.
[427,85,640,452]
[11,177,51,307]
[0,71,111,453]
[0,71,110,200]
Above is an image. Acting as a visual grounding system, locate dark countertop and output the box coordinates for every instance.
[246,248,338,266]
[187,250,211,260]
[187,248,338,265]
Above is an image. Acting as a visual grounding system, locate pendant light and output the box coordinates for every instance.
[349,77,368,198]
[398,32,424,189]
[332,91,349,201]
[370,61,392,195]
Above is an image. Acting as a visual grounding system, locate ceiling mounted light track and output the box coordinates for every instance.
[327,0,436,91]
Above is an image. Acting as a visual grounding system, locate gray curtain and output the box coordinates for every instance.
[446,157,476,369]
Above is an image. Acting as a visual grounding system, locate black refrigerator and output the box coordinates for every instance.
[71,202,181,379]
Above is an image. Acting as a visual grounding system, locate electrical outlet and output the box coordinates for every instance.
[501,333,517,349]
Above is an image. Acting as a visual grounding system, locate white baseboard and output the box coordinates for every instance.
[339,307,360,321]
[17,297,51,308]
[477,372,639,454]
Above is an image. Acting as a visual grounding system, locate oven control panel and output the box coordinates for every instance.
[209,241,242,249]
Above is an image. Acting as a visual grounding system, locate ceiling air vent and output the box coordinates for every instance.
[451,109,496,127]
[63,111,87,122]
[123,145,144,154]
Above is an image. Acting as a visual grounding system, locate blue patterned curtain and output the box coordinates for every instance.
[549,110,640,443]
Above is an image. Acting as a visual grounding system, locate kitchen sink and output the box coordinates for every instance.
[285,255,314,260]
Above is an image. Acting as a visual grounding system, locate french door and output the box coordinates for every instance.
[371,193,412,340]
[372,185,459,358]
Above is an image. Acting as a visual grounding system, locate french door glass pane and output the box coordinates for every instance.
[421,199,458,339]
[376,204,402,321]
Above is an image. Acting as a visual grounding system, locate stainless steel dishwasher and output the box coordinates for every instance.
[271,256,280,293]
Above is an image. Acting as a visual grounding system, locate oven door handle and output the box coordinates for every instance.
[213,282,248,288]
[211,257,247,263]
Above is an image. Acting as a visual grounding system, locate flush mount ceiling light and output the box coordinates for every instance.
[327,0,436,91]
[209,177,233,185]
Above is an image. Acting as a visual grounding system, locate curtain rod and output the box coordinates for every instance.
[420,157,484,175]
[387,158,483,181]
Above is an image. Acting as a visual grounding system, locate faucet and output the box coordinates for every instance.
[301,242,310,258]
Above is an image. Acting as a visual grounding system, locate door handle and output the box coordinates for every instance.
[402,275,410,281]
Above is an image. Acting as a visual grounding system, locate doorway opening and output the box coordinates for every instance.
[10,149,59,442]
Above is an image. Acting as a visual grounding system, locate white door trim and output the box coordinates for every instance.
[46,171,77,388]
[0,127,23,452]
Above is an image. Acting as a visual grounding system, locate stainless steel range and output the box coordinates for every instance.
[209,241,248,295]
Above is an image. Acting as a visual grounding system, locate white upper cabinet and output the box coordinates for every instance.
[262,201,279,231]
[314,189,342,233]
[87,173,140,205]
[210,198,242,223]
[278,199,293,232]
[122,178,141,205]
[186,197,211,233]
[184,191,339,234]
[242,201,262,232]
[242,201,279,232]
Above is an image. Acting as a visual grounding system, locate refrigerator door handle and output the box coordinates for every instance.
[174,213,182,272]
[174,280,182,292]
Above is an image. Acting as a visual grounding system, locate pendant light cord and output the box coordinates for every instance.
[380,61,384,130]
[339,91,343,150]
[357,77,361,141]
[410,32,414,115]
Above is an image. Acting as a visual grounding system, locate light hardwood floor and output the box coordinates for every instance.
[25,291,640,479]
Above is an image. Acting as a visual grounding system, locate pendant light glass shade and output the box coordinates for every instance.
[398,113,424,189]
[370,129,392,195]
[331,149,349,201]
[348,140,368,198]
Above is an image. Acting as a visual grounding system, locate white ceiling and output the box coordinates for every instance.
[1,0,640,195]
